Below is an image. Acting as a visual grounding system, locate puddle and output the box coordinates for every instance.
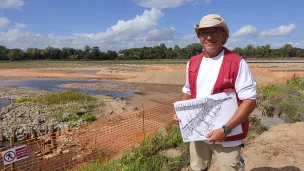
[0,98,11,108]
[0,79,139,98]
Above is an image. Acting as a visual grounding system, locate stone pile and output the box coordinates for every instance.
[0,102,66,143]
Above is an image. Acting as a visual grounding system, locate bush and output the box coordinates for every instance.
[257,76,304,122]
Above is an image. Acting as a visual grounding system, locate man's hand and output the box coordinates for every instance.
[206,128,226,143]
[173,93,191,124]
[173,114,181,124]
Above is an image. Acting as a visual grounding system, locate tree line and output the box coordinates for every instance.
[0,43,303,61]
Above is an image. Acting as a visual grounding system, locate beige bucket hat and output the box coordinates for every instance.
[194,14,229,45]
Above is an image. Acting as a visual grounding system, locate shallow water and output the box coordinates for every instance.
[0,98,11,108]
[0,79,139,98]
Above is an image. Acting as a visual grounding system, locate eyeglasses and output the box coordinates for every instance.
[198,29,223,37]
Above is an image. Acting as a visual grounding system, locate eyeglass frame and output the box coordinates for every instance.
[197,28,224,38]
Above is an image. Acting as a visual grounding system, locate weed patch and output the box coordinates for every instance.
[16,90,96,105]
[78,125,190,171]
[257,76,304,122]
[16,90,101,125]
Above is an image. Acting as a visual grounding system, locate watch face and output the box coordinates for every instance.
[223,126,231,134]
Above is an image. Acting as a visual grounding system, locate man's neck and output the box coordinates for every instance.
[204,47,224,58]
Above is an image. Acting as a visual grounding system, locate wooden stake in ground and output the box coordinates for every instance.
[10,136,14,171]
[142,103,145,139]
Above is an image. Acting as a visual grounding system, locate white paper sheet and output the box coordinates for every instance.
[173,92,243,142]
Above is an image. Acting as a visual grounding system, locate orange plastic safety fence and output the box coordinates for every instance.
[0,98,179,171]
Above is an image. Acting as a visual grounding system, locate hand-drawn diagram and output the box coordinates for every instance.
[173,92,243,142]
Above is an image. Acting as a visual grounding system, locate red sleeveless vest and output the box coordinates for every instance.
[188,47,249,141]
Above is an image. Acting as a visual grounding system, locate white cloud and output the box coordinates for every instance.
[259,24,296,37]
[15,23,27,29]
[0,8,166,50]
[0,28,199,51]
[134,0,211,9]
[0,17,11,28]
[135,0,183,8]
[232,25,257,37]
[146,27,176,41]
[225,37,243,49]
[0,0,24,8]
[271,41,304,49]
[294,41,304,49]
[74,8,164,43]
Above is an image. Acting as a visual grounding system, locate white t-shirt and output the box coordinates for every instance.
[182,49,257,147]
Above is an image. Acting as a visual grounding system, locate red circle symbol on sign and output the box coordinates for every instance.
[4,151,16,162]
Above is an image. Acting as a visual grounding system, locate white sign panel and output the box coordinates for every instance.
[2,145,29,165]
[173,92,243,142]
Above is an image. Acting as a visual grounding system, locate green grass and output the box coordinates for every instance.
[15,90,97,105]
[77,125,190,171]
[257,76,304,122]
[47,101,98,124]
[16,90,101,124]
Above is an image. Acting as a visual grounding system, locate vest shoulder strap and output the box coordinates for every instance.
[223,47,243,63]
[188,52,204,70]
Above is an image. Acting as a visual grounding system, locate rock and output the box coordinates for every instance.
[32,116,40,125]
[261,117,285,129]
[269,105,282,117]
[16,134,25,141]
[287,90,300,97]
[76,108,87,116]
[279,113,293,123]
[48,124,55,134]
[115,97,123,101]
[299,113,304,122]
[276,92,289,100]
[30,128,37,138]
[160,148,182,158]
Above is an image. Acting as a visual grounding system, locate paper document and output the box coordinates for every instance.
[173,92,243,142]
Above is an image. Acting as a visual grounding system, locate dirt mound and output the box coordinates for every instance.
[242,122,304,170]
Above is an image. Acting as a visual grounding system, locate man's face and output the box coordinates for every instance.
[197,27,226,54]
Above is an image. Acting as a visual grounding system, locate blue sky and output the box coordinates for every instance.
[0,0,303,51]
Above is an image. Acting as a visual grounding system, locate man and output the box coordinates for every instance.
[173,14,257,171]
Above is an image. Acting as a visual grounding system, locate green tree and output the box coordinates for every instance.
[0,45,8,60]
[7,49,25,61]
[27,48,43,60]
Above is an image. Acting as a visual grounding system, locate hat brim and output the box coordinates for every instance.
[194,22,229,45]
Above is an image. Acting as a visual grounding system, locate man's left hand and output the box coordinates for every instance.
[206,128,226,143]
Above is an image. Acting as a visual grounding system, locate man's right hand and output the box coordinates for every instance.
[173,114,181,124]
[173,93,192,124]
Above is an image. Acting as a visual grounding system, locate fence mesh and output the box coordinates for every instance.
[0,98,178,171]
[1,98,302,171]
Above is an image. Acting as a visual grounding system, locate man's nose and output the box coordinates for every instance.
[205,34,214,39]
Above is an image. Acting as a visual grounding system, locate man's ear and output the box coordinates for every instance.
[222,32,228,45]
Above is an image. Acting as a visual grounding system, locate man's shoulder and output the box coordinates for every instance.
[223,48,243,63]
[189,52,204,63]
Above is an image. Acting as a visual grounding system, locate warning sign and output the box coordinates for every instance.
[2,145,29,165]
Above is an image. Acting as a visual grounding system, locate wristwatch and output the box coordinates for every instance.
[222,125,232,135]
